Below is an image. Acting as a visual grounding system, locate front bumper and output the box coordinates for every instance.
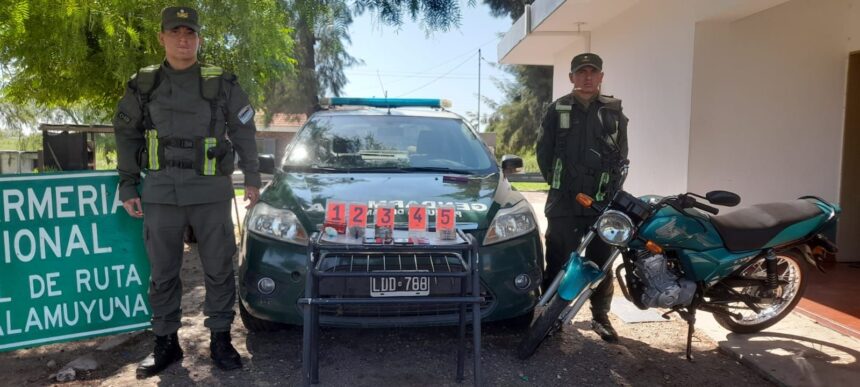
[238,229,542,327]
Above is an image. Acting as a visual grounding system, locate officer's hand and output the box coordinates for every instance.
[123,198,144,218]
[244,186,260,209]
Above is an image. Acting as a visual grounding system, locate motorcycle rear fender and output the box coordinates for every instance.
[558,252,605,301]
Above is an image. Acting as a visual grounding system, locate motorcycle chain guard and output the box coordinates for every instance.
[559,252,605,301]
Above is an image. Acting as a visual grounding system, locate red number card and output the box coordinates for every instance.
[325,200,346,224]
[436,206,455,231]
[408,205,427,231]
[375,206,395,228]
[348,203,368,228]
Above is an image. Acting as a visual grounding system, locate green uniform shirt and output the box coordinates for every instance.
[113,61,261,206]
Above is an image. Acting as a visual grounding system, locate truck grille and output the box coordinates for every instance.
[314,251,494,318]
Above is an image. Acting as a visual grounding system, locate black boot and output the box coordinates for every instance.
[591,315,619,343]
[136,333,183,379]
[210,331,242,371]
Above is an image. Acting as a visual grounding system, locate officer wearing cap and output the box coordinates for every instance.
[536,53,629,342]
[113,6,260,377]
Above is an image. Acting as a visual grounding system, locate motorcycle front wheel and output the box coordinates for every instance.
[516,294,568,359]
[713,250,808,334]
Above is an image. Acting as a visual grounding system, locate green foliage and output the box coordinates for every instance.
[353,0,474,31]
[510,181,548,192]
[0,0,296,121]
[479,1,553,160]
[484,65,553,156]
[265,0,470,117]
[482,0,527,21]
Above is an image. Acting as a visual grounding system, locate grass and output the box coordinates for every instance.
[511,182,549,192]
[235,188,245,197]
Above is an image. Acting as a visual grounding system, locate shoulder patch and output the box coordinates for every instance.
[237,105,254,124]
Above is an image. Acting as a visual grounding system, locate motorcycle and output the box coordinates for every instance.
[517,161,840,360]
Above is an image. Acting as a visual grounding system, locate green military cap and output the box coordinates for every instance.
[161,6,200,32]
[571,53,603,72]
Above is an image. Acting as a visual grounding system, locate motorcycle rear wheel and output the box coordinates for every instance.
[516,294,568,359]
[713,250,808,334]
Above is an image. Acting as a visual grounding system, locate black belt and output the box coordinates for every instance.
[162,138,195,149]
[164,159,193,169]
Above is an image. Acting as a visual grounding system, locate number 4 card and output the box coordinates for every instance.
[408,204,427,232]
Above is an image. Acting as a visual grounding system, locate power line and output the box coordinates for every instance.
[369,36,500,88]
[396,53,476,97]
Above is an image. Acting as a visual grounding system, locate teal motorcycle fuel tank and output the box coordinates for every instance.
[637,205,723,252]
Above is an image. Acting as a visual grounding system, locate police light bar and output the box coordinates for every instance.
[320,97,452,109]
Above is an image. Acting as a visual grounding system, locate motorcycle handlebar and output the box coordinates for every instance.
[691,200,719,215]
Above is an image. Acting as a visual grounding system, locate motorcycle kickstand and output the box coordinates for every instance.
[685,312,696,361]
[660,307,698,361]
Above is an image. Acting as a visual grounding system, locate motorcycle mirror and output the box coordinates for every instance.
[705,190,741,207]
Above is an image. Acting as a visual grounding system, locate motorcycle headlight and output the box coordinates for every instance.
[247,202,309,246]
[483,200,537,246]
[596,210,635,246]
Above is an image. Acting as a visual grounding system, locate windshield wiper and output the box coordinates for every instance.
[283,165,339,173]
[398,166,474,175]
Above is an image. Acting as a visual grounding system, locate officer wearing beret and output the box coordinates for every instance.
[113,6,260,377]
[536,53,629,343]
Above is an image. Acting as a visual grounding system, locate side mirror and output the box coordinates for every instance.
[501,154,523,175]
[706,190,741,207]
[259,154,276,174]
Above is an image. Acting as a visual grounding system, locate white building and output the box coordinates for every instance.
[498,0,860,261]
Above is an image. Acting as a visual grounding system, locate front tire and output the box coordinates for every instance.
[240,301,287,332]
[713,250,808,334]
[516,295,568,359]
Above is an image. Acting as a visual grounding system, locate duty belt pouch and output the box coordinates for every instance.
[145,130,164,171]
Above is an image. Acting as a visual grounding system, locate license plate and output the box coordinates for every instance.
[370,271,430,297]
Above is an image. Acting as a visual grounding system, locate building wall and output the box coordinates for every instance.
[552,0,698,197]
[688,0,849,207]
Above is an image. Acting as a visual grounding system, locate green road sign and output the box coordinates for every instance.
[0,171,150,352]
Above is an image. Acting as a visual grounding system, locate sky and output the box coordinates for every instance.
[340,3,516,131]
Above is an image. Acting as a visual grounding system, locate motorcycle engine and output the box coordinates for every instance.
[633,253,696,308]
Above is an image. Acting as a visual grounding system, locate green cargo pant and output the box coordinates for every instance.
[143,200,237,336]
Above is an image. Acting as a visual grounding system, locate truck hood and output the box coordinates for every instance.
[261,172,525,231]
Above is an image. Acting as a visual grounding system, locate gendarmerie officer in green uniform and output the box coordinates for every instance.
[536,53,629,343]
[113,6,261,378]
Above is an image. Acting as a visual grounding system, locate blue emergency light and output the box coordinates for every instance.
[320,97,452,109]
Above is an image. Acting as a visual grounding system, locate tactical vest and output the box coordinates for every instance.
[551,96,625,202]
[133,64,234,176]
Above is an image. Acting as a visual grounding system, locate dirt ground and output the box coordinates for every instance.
[0,242,773,386]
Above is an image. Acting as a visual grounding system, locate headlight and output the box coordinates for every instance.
[596,210,634,246]
[247,202,309,245]
[483,200,537,246]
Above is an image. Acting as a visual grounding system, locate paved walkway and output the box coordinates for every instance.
[519,190,860,387]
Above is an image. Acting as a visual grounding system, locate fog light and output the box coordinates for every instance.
[514,274,531,289]
[257,277,276,295]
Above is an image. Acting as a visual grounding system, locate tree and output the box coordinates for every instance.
[479,0,553,157]
[0,1,295,122]
[266,0,475,118]
[263,0,362,118]
[483,65,552,155]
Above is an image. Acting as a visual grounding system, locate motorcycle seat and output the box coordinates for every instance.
[711,200,823,252]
